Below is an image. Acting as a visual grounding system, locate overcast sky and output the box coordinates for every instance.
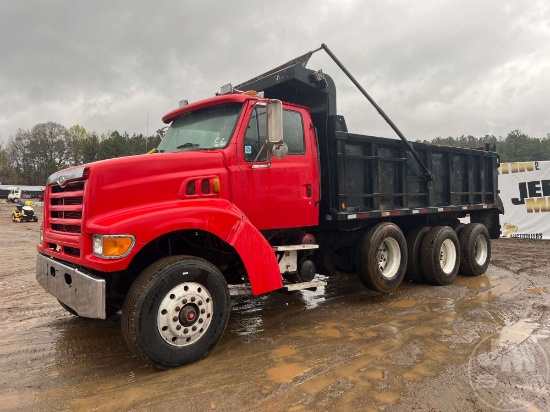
[1,0,549,145]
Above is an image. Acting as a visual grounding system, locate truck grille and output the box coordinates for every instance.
[50,181,85,234]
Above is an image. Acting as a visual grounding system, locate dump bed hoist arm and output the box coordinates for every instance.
[317,43,433,181]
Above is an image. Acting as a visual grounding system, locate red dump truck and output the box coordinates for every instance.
[36,45,502,369]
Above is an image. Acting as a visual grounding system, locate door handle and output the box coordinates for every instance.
[306,184,312,198]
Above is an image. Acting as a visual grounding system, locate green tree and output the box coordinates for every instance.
[7,128,32,184]
[28,122,69,184]
[66,124,88,166]
[498,130,542,162]
[98,130,128,160]
[82,132,100,164]
[0,142,18,185]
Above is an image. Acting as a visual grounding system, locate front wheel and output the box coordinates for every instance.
[356,222,407,293]
[122,256,230,369]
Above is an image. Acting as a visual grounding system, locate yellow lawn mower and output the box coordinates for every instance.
[12,201,39,223]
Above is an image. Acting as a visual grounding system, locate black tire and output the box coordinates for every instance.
[455,223,466,236]
[405,226,430,283]
[58,300,78,316]
[122,256,230,370]
[420,226,460,285]
[12,214,16,222]
[459,223,491,276]
[356,222,407,293]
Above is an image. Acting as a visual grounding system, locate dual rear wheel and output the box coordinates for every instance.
[356,222,491,293]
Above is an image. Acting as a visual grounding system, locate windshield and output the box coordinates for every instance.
[158,103,243,153]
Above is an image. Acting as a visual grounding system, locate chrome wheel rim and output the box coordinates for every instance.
[157,282,213,347]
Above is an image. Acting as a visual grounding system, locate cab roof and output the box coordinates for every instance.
[162,94,260,124]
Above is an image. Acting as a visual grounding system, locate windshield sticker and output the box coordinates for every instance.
[245,146,252,154]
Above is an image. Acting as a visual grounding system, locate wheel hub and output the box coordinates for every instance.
[157,282,213,347]
[377,238,401,279]
[179,303,199,327]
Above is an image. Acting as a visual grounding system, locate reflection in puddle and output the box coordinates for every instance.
[267,362,310,383]
[499,319,539,345]
[455,275,491,289]
[270,345,298,359]
[467,281,519,302]
[391,299,417,308]
[298,286,326,309]
[374,391,400,404]
[524,287,548,294]
[315,322,343,338]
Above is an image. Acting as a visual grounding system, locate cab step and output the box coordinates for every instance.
[284,279,327,291]
[272,244,319,252]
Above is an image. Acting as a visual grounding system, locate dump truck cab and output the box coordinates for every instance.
[160,93,321,230]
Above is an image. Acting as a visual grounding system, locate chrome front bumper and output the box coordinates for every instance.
[36,253,106,319]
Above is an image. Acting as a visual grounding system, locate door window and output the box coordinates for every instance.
[244,107,305,162]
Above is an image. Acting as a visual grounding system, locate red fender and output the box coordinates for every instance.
[86,199,282,295]
[225,214,283,295]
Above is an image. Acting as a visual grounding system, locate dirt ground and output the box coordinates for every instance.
[0,201,549,412]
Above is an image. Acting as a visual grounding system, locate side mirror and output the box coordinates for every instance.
[272,142,288,159]
[266,99,283,143]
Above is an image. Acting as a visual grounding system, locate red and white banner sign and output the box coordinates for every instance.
[499,161,550,240]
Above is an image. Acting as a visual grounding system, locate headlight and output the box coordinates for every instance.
[93,235,135,259]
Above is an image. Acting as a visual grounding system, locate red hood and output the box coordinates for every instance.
[80,151,229,225]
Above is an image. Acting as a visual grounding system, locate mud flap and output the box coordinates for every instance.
[226,217,282,295]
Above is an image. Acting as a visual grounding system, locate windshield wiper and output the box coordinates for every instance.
[176,142,201,149]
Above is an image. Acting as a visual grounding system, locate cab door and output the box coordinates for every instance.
[235,104,319,230]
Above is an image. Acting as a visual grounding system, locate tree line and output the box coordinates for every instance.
[418,130,550,163]
[1,123,549,186]
[0,122,161,186]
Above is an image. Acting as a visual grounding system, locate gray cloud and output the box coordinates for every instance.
[1,0,549,144]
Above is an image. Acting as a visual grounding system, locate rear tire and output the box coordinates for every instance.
[421,226,460,285]
[459,223,491,276]
[356,222,407,293]
[122,256,229,369]
[405,226,430,283]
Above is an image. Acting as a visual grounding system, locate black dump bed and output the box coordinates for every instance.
[329,130,499,219]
